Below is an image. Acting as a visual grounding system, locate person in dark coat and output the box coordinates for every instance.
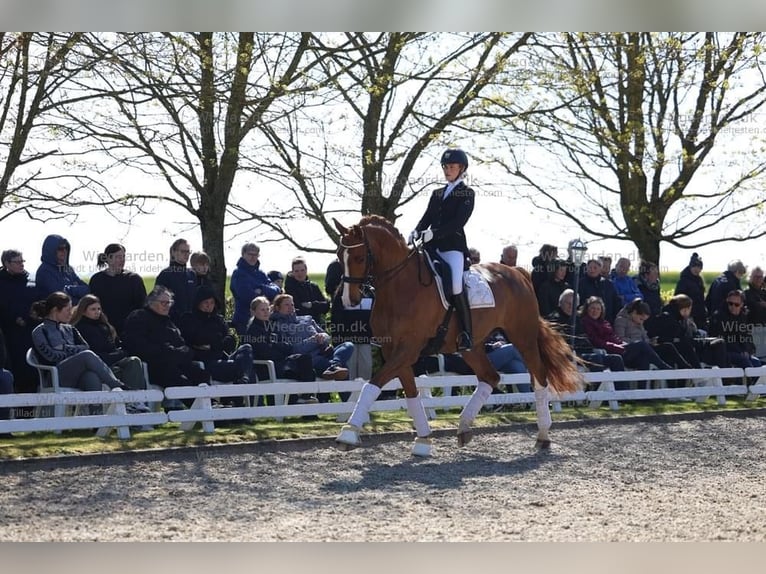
[705,259,747,319]
[88,243,147,337]
[674,252,707,332]
[708,289,762,369]
[743,267,766,325]
[34,234,89,304]
[530,243,559,294]
[536,259,570,317]
[578,259,622,324]
[0,249,39,392]
[244,296,293,380]
[154,238,197,322]
[284,256,330,327]
[324,259,343,300]
[636,261,663,316]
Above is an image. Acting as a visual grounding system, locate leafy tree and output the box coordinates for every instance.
[494,32,766,266]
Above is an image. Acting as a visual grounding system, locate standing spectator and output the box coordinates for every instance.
[154,238,197,322]
[578,259,622,323]
[89,243,147,337]
[189,251,221,311]
[709,290,762,369]
[34,234,89,304]
[610,257,643,307]
[267,270,284,291]
[122,286,211,409]
[230,243,281,335]
[536,259,570,317]
[500,244,518,267]
[324,258,343,300]
[674,252,707,332]
[706,259,747,318]
[285,256,330,327]
[598,256,613,279]
[636,261,663,316]
[530,243,558,293]
[329,283,374,382]
[743,267,766,325]
[0,326,15,436]
[0,249,38,392]
[30,292,130,393]
[70,294,148,391]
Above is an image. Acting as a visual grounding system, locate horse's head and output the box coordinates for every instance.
[333,215,408,307]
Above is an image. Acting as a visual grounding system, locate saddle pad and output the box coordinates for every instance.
[422,250,496,310]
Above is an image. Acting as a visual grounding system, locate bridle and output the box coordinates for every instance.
[339,225,420,289]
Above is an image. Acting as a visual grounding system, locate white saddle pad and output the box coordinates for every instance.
[422,250,496,310]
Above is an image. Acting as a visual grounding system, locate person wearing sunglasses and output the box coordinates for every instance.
[708,289,762,369]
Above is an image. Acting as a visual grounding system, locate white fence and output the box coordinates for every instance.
[2,367,765,438]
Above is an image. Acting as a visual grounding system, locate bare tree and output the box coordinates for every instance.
[494,32,766,265]
[238,32,533,251]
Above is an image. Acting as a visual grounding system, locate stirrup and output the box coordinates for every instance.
[457,332,473,351]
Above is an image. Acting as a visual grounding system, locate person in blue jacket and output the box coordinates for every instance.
[34,234,89,305]
[230,242,281,335]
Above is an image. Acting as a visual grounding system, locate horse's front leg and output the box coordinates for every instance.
[533,382,552,450]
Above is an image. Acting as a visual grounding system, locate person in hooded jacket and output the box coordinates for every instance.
[230,242,282,335]
[178,285,254,385]
[674,252,707,332]
[34,234,89,305]
[0,249,39,393]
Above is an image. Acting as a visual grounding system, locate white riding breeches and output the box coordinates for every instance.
[436,249,465,295]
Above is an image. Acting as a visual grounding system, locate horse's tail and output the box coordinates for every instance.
[536,317,585,395]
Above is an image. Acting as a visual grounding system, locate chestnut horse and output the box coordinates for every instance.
[333,215,583,457]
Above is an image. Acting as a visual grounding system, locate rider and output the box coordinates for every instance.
[409,148,476,351]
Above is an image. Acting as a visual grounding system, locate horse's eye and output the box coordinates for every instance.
[353,255,365,264]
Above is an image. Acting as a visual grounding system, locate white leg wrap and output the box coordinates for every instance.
[534,384,551,438]
[347,383,382,428]
[406,395,431,438]
[459,381,493,425]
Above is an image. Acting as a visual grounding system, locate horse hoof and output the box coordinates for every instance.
[457,430,473,448]
[535,439,551,450]
[412,436,433,457]
[335,424,362,451]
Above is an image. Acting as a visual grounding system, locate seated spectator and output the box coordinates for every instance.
[0,326,15,436]
[536,259,570,317]
[530,243,558,293]
[743,266,766,325]
[122,286,210,409]
[675,252,707,332]
[546,289,626,384]
[636,261,662,316]
[581,296,673,372]
[267,270,284,291]
[178,286,254,386]
[245,296,293,379]
[500,244,518,267]
[329,283,374,382]
[610,257,643,307]
[88,243,147,337]
[270,293,353,381]
[614,298,692,375]
[706,259,747,318]
[579,259,621,323]
[708,290,762,369]
[230,243,281,335]
[70,294,148,391]
[154,238,197,322]
[646,294,726,369]
[30,292,136,396]
[0,249,39,393]
[284,256,330,327]
[35,234,89,304]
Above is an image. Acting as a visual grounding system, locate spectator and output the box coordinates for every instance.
[267,270,284,291]
[34,234,89,304]
[88,243,147,337]
[500,244,518,267]
[546,289,626,379]
[284,256,330,327]
[178,285,254,386]
[122,285,210,409]
[614,298,692,373]
[329,283,374,382]
[30,292,135,395]
[610,257,643,307]
[580,296,672,372]
[468,248,481,264]
[674,252,707,332]
[324,258,343,300]
[636,261,663,316]
[230,242,281,335]
[0,249,39,393]
[536,259,570,317]
[743,266,766,325]
[598,256,613,279]
[0,326,15,436]
[530,243,558,293]
[270,293,354,382]
[578,259,622,323]
[706,259,747,318]
[709,290,762,369]
[70,294,148,391]
[154,238,197,322]
[244,296,293,381]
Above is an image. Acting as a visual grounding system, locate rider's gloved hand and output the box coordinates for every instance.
[420,229,434,244]
[408,230,420,244]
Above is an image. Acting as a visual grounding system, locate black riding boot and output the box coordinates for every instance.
[453,290,473,351]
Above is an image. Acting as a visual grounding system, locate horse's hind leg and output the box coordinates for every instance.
[457,351,499,447]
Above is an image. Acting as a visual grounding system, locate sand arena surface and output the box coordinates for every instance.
[1,412,764,541]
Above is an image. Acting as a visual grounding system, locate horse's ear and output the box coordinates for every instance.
[333,218,348,235]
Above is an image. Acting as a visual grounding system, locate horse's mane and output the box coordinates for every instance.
[357,214,405,242]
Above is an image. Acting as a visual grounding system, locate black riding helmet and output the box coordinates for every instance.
[440,148,468,170]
